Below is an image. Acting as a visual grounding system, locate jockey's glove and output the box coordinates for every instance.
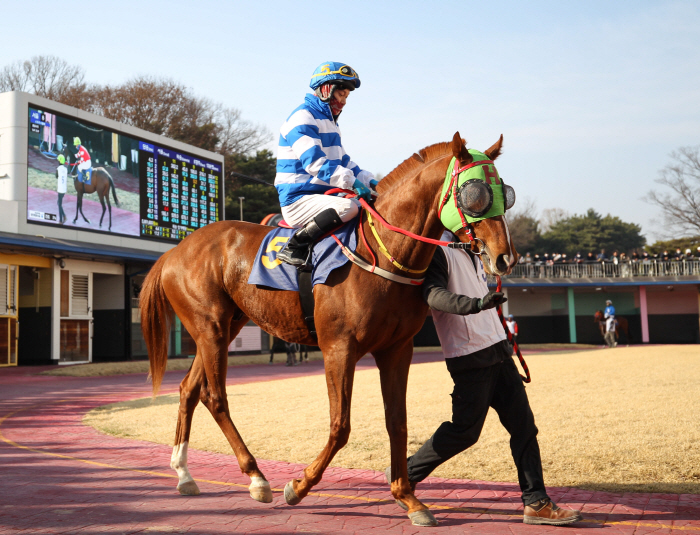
[370,179,380,189]
[478,291,507,311]
[352,179,372,202]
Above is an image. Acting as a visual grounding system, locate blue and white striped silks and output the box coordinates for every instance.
[275,93,373,208]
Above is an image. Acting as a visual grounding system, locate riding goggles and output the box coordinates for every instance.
[312,65,358,79]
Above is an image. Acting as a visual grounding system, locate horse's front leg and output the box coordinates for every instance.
[375,341,438,527]
[79,195,90,224]
[284,346,358,505]
[72,191,81,224]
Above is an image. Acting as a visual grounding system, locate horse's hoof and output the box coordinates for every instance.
[177,480,200,496]
[408,509,438,526]
[284,481,302,506]
[249,478,273,503]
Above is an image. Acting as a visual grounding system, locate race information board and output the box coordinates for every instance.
[138,142,222,241]
[26,105,224,243]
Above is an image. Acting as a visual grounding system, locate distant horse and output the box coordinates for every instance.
[140,133,518,527]
[594,310,629,346]
[63,147,120,230]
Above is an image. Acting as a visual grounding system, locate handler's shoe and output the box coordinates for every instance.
[523,499,582,525]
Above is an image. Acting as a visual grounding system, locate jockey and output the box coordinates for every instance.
[604,299,615,333]
[73,137,92,185]
[275,61,377,267]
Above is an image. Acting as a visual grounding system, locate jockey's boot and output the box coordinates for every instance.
[277,208,343,268]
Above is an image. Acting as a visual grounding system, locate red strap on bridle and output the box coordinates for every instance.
[495,275,531,383]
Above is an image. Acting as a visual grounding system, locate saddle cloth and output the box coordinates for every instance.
[247,219,357,291]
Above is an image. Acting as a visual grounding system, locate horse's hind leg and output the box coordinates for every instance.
[98,194,107,228]
[171,357,205,495]
[197,317,273,503]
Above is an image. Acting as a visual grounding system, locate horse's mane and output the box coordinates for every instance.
[377,141,452,192]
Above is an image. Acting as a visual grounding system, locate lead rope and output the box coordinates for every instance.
[495,275,531,383]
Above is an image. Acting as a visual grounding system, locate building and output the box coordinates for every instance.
[0,91,226,366]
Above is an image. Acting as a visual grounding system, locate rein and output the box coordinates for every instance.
[495,275,531,383]
[324,186,483,285]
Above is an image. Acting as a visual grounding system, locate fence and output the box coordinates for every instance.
[507,260,700,279]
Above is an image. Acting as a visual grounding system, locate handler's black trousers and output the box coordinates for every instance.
[406,356,548,506]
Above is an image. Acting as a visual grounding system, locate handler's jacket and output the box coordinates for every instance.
[275,93,372,208]
[424,235,508,367]
[604,305,615,318]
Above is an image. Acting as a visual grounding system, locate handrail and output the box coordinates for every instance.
[504,259,700,279]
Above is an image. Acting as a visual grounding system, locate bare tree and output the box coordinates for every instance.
[645,146,700,235]
[0,56,90,108]
[90,76,269,155]
[539,207,570,233]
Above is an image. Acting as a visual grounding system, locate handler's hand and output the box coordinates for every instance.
[478,291,507,310]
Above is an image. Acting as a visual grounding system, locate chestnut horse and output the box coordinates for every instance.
[140,133,518,527]
[594,310,629,345]
[62,146,120,230]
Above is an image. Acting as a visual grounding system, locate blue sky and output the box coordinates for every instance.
[4,0,699,242]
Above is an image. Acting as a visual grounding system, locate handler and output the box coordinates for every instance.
[274,61,377,266]
[391,233,582,526]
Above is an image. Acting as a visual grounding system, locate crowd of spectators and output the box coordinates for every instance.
[515,246,700,278]
[518,246,700,265]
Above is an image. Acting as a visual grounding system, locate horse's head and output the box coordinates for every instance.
[594,310,604,322]
[440,133,518,276]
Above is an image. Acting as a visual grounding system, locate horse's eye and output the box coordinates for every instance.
[458,180,493,218]
[504,184,516,210]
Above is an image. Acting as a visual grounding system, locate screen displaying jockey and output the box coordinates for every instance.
[274,61,377,267]
[604,300,616,333]
[73,137,92,184]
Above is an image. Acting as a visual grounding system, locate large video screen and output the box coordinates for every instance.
[26,106,223,242]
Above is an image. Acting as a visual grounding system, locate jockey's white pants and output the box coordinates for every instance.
[281,194,360,228]
[606,316,615,333]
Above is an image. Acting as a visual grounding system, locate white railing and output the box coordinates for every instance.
[507,260,700,279]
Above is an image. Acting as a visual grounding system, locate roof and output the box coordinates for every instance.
[0,231,164,263]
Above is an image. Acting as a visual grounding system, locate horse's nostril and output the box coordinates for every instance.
[496,254,509,272]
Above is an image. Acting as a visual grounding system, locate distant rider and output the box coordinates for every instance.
[506,314,518,341]
[73,137,92,185]
[274,61,377,267]
[604,299,615,334]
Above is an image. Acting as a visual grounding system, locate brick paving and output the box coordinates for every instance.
[1,354,698,534]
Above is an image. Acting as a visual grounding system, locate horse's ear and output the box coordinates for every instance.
[451,132,473,165]
[484,134,504,160]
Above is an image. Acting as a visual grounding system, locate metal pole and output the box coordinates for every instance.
[239,197,245,221]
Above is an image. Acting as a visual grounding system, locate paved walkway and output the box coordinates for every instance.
[1,354,698,534]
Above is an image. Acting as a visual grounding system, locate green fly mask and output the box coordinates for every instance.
[438,149,516,234]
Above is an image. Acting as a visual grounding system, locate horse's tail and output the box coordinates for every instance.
[100,167,120,207]
[140,251,173,396]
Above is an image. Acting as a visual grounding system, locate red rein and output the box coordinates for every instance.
[496,276,531,383]
[325,188,531,382]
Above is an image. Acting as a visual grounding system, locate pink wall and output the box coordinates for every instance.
[646,286,699,315]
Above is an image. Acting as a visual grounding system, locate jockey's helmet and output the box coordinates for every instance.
[57,155,65,164]
[606,299,612,305]
[508,314,514,320]
[73,137,81,146]
[310,62,360,102]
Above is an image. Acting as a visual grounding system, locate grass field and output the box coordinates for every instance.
[83,345,700,494]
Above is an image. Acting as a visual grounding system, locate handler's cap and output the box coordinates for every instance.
[57,155,65,164]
